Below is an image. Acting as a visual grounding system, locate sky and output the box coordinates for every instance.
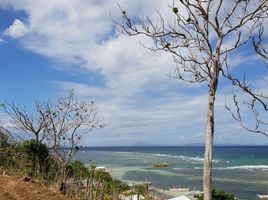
[0,0,267,146]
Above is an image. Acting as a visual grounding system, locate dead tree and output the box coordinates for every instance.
[5,101,47,142]
[43,90,103,182]
[225,27,268,137]
[116,1,268,199]
[4,90,103,182]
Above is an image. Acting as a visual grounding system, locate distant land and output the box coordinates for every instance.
[82,143,268,148]
[182,143,268,146]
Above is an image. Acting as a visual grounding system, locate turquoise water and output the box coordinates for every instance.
[74,146,268,200]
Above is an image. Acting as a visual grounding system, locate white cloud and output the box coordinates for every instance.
[4,19,28,38]
[0,0,267,145]
[0,111,20,136]
[0,38,4,44]
[54,79,267,146]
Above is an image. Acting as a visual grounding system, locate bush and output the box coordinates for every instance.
[194,189,237,200]
[94,170,113,182]
[66,160,90,179]
[43,156,60,181]
[22,139,49,175]
[0,132,10,148]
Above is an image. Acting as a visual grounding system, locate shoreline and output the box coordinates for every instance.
[85,164,197,199]
[79,147,268,200]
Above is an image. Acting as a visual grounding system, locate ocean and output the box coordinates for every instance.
[74,146,268,200]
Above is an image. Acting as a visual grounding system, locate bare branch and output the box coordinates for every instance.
[225,94,268,137]
[253,25,268,62]
[43,90,103,174]
[5,101,47,142]
[115,1,268,199]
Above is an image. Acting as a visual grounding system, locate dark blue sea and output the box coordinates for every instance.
[74,146,268,200]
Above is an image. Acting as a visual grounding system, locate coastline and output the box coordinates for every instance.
[80,146,268,200]
[84,164,197,199]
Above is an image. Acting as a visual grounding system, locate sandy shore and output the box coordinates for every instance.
[85,164,197,199]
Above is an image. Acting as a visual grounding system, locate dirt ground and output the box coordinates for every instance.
[0,175,71,200]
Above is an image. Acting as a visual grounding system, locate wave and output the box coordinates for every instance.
[173,167,183,170]
[178,165,268,171]
[113,151,222,163]
[151,154,220,163]
[115,151,204,161]
[225,165,268,170]
[206,165,268,171]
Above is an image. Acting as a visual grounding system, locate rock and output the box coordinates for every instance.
[23,175,32,182]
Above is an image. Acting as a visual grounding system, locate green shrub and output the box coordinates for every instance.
[22,139,49,175]
[194,189,237,200]
[66,160,89,179]
[94,170,113,182]
[91,168,130,195]
[43,157,60,181]
[0,131,10,148]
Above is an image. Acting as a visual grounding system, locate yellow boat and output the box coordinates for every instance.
[153,163,168,167]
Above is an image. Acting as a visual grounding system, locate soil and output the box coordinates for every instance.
[0,175,72,200]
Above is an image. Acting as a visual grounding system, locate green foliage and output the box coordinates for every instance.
[0,126,12,148]
[43,157,60,180]
[0,138,132,200]
[0,139,60,181]
[194,189,237,200]
[0,132,10,148]
[92,168,130,195]
[94,170,113,182]
[114,179,130,191]
[66,160,89,179]
[22,139,49,175]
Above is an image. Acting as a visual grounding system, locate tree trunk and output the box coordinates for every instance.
[0,134,2,149]
[203,89,216,200]
[203,35,222,200]
[35,133,39,142]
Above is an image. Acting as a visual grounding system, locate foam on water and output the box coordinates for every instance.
[177,165,268,171]
[225,165,268,170]
[112,151,222,163]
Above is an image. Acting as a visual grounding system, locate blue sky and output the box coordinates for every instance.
[0,0,267,146]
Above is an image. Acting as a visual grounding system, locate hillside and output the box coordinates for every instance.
[0,175,71,200]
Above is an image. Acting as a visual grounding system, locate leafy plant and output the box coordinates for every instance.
[195,189,237,200]
[0,127,11,148]
[22,139,49,175]
[66,160,89,179]
[94,170,113,182]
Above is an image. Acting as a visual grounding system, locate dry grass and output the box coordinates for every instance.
[0,175,72,200]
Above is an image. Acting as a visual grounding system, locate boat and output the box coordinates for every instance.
[167,195,191,200]
[169,188,190,192]
[153,163,168,167]
[257,194,268,200]
[257,190,268,200]
[188,190,204,195]
[95,166,106,170]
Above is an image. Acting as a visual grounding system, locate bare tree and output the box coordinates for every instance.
[115,1,268,199]
[253,27,268,61]
[43,90,103,181]
[4,90,103,182]
[5,101,47,142]
[225,27,268,137]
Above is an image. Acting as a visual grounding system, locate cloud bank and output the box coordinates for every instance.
[0,0,267,145]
